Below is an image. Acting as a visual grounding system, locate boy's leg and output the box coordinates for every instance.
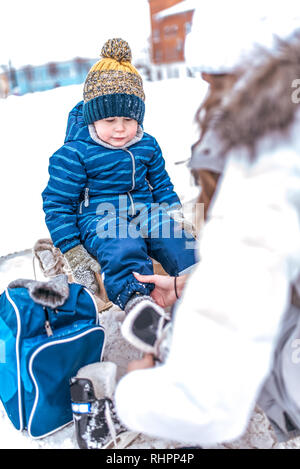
[82,216,154,310]
[146,206,198,277]
[120,208,197,356]
[121,295,171,357]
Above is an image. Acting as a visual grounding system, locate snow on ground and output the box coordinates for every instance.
[1,249,296,450]
[1,78,300,449]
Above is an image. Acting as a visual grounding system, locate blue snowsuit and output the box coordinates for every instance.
[42,102,197,308]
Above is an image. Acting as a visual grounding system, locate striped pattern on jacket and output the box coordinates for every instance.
[42,101,181,254]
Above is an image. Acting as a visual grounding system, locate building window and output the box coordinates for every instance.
[164,24,178,37]
[176,38,183,52]
[154,49,163,62]
[185,22,192,35]
[153,29,160,43]
[48,62,58,78]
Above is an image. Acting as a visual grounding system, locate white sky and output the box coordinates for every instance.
[0,0,151,67]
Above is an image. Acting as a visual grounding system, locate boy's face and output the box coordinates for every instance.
[94,117,138,147]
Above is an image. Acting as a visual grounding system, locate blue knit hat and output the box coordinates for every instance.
[83,38,145,125]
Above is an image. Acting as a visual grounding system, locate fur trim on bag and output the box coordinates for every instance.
[8,274,70,308]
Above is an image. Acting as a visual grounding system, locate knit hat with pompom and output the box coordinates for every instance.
[83,38,145,125]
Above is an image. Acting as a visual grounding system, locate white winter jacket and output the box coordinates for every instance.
[114,110,300,445]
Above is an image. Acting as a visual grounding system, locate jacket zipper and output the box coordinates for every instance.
[127,192,135,216]
[125,149,136,191]
[79,187,89,214]
[124,149,136,216]
[84,187,90,207]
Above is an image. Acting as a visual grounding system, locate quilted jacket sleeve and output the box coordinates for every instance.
[146,138,181,209]
[42,144,87,254]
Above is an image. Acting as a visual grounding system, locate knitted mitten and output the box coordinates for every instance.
[64,245,100,294]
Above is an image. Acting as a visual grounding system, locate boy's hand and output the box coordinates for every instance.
[65,244,100,272]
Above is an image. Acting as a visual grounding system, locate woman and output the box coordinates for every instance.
[114,1,300,446]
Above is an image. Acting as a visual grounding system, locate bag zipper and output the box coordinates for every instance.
[43,307,53,337]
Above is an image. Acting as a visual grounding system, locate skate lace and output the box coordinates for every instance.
[105,400,117,446]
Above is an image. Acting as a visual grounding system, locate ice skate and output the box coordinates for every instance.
[121,294,171,359]
[70,362,139,449]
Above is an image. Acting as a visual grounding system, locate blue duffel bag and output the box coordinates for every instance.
[0,275,105,439]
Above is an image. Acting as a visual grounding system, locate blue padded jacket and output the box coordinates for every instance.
[42,101,181,254]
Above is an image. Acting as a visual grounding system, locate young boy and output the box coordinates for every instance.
[42,38,197,349]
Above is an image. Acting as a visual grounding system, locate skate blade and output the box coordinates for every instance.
[103,431,140,449]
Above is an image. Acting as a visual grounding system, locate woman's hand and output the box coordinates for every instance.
[133,272,188,308]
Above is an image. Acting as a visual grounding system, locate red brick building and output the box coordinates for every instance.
[148,0,195,65]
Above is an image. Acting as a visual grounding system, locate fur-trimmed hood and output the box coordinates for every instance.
[213,32,300,154]
[209,33,300,158]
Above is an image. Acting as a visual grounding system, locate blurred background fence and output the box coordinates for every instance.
[0,0,202,99]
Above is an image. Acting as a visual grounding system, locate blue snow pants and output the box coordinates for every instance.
[78,202,197,309]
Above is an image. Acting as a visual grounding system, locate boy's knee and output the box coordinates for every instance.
[102,237,148,264]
